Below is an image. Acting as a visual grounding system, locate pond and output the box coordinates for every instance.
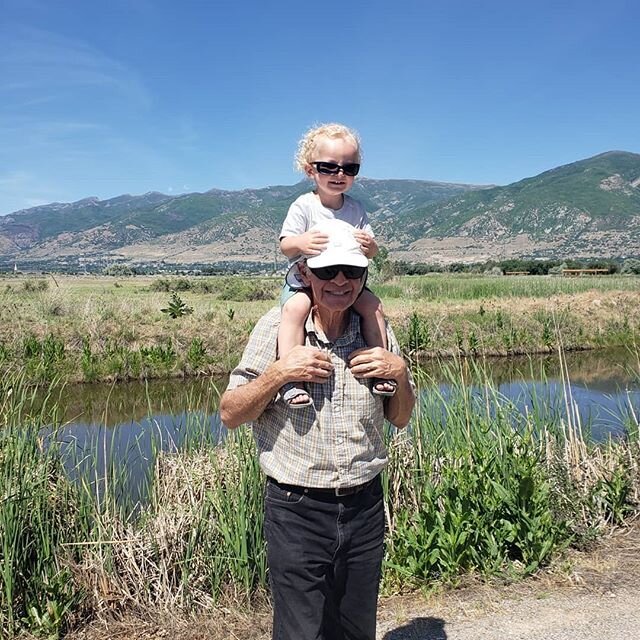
[49,347,639,500]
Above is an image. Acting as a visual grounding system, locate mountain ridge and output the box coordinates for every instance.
[1,151,639,270]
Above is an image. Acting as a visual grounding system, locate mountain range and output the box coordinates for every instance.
[1,150,639,271]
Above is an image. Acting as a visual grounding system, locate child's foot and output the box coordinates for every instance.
[373,379,397,397]
[281,382,313,409]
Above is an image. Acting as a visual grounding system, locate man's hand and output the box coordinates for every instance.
[348,347,415,428]
[348,346,404,381]
[220,346,333,429]
[279,345,334,384]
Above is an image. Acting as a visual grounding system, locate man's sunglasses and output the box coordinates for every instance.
[308,265,368,280]
[311,161,361,177]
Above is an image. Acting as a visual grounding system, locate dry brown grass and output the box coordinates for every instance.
[61,526,640,640]
[71,448,261,622]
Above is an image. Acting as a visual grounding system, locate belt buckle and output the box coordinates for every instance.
[335,485,356,497]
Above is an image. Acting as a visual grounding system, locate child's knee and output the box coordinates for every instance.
[282,291,312,320]
[356,289,384,316]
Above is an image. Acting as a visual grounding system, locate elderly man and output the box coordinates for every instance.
[220,219,415,640]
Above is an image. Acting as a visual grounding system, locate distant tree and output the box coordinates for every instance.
[370,246,395,282]
[548,262,567,276]
[103,264,136,276]
[621,258,640,274]
[485,266,504,276]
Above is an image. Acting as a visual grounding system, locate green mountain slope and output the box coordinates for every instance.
[1,151,638,268]
[0,179,477,256]
[390,151,640,243]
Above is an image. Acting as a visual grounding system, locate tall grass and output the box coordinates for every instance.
[382,359,639,591]
[374,273,640,301]
[2,273,639,383]
[395,304,638,358]
[0,372,94,637]
[1,361,638,636]
[72,426,268,617]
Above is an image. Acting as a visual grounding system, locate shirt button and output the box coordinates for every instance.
[336,437,344,445]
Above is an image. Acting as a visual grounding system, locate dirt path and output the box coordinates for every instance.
[377,525,640,639]
[66,525,640,640]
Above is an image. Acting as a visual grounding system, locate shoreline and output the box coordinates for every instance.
[63,524,640,640]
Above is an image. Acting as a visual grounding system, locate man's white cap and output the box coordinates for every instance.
[285,219,368,289]
[307,219,369,268]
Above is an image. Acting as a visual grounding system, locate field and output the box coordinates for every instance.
[1,272,639,383]
[1,271,639,637]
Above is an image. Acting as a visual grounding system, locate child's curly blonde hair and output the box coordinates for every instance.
[294,123,362,173]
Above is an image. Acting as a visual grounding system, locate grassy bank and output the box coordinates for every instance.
[0,273,638,383]
[1,361,638,637]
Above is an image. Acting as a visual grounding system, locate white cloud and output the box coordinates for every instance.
[0,25,151,109]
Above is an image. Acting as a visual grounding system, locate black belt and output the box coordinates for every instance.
[267,476,376,497]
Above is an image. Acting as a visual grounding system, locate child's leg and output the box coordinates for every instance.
[278,290,313,406]
[352,289,396,396]
[352,289,387,350]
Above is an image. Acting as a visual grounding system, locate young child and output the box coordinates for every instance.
[278,123,396,408]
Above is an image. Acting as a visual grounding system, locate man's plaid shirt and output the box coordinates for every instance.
[226,306,409,489]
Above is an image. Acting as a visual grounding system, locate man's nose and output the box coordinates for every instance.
[332,270,348,284]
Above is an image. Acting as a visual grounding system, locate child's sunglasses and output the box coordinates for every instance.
[312,161,361,177]
[308,265,368,280]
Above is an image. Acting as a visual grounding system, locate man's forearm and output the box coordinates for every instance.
[384,369,415,429]
[220,362,286,429]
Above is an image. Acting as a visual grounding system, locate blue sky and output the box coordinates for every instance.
[1,0,638,215]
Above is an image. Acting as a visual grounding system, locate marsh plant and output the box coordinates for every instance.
[160,292,193,318]
[0,373,93,637]
[0,360,639,636]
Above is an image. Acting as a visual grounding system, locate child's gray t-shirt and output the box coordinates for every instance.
[279,192,374,290]
[280,192,373,263]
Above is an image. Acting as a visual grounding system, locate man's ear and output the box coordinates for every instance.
[298,260,311,286]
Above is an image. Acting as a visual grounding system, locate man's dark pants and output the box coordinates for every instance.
[264,476,385,640]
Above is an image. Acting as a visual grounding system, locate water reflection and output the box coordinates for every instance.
[52,377,227,504]
[416,348,639,441]
[55,376,226,428]
[417,348,638,392]
[47,348,639,501]
[50,348,640,442]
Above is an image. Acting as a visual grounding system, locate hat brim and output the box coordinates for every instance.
[285,261,307,289]
[307,251,368,269]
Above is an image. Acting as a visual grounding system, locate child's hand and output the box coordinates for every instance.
[300,230,329,255]
[352,230,378,258]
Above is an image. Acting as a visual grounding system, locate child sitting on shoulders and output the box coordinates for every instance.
[278,122,396,408]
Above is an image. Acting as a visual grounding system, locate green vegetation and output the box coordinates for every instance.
[1,361,638,636]
[391,151,640,241]
[383,360,639,589]
[393,257,625,276]
[0,273,638,383]
[160,292,194,318]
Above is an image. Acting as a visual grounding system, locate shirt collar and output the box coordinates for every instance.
[305,310,360,348]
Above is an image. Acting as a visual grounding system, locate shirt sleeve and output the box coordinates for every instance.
[279,199,309,239]
[226,308,280,390]
[352,197,374,237]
